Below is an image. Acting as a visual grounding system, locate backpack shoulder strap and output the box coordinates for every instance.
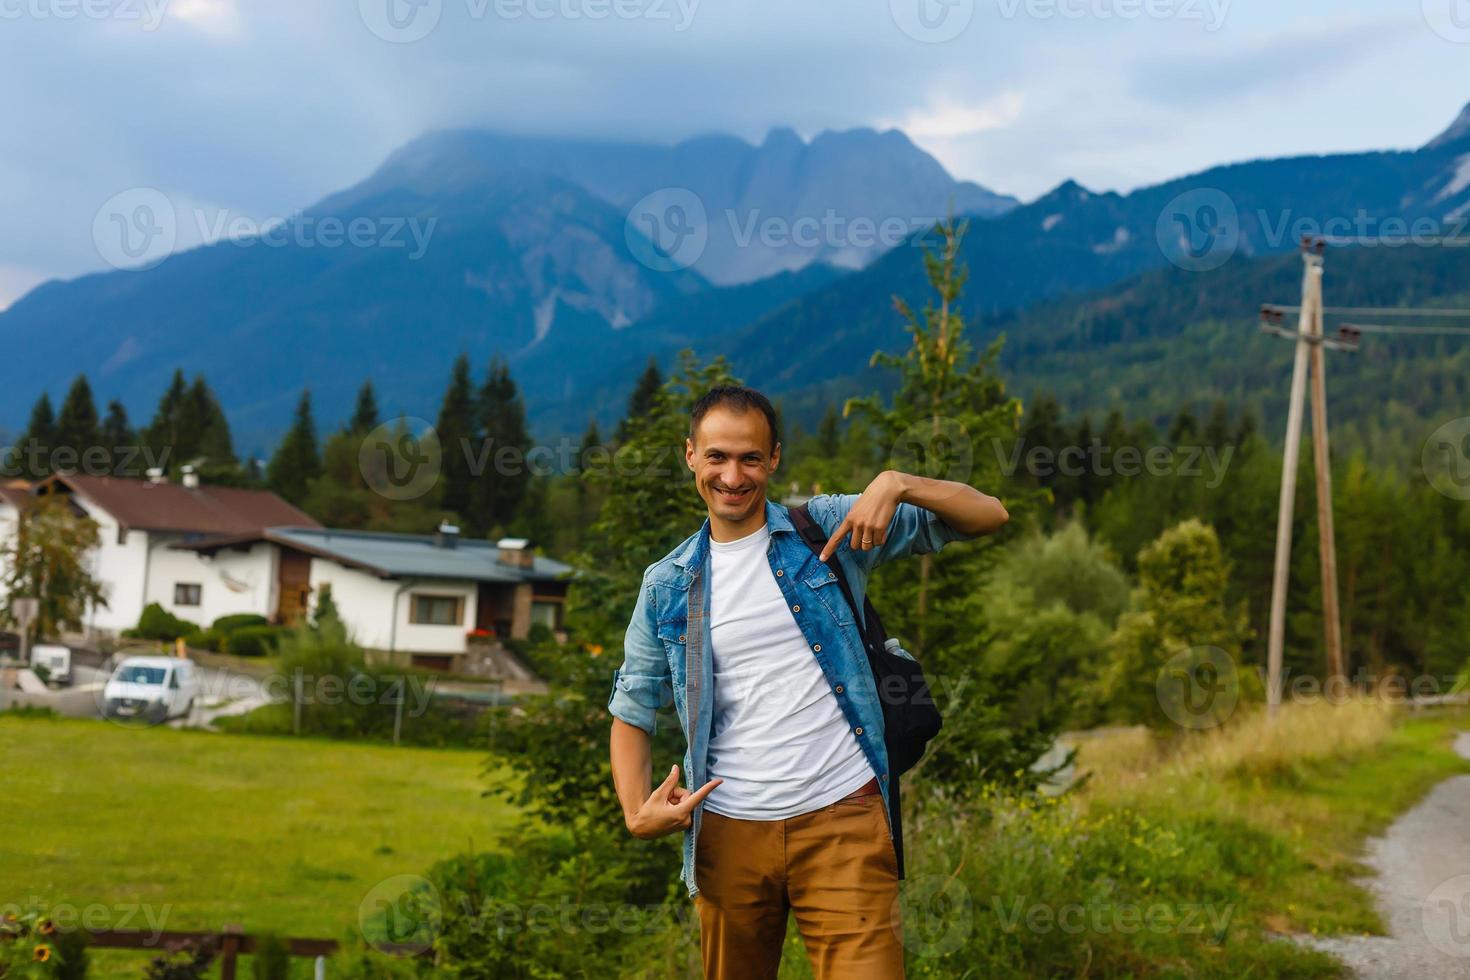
[789,502,886,644]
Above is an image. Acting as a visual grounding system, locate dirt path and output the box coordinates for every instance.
[1300,731,1470,978]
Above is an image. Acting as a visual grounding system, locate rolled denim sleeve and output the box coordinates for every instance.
[607,569,673,736]
[810,492,971,572]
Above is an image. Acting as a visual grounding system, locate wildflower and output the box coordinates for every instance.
[37,921,55,936]
[34,944,52,962]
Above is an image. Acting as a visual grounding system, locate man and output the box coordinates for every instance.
[607,385,1008,979]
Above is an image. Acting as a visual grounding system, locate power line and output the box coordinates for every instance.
[1268,305,1470,318]
[1338,322,1470,336]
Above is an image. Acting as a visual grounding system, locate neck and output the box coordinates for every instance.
[709,508,767,543]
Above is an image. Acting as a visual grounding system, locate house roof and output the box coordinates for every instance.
[37,473,320,535]
[177,526,576,584]
[0,480,31,511]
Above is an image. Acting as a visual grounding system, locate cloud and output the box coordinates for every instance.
[881,91,1025,140]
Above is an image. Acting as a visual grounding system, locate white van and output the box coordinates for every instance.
[102,656,198,723]
[31,644,72,686]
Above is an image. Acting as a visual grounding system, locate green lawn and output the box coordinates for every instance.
[1,713,516,973]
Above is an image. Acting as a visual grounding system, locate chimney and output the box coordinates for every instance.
[496,537,533,569]
[435,521,460,549]
[181,465,200,489]
[146,468,167,485]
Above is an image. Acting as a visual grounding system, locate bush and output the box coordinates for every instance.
[213,613,270,633]
[132,602,200,641]
[226,625,284,658]
[250,932,289,980]
[185,627,224,652]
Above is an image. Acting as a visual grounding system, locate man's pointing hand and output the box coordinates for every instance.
[626,764,723,840]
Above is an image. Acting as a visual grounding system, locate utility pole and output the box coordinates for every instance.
[1259,238,1358,714]
[1263,246,1318,715]
[1305,259,1345,686]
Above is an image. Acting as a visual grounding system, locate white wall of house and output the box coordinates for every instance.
[0,502,16,613]
[143,538,278,629]
[76,502,152,635]
[309,560,475,656]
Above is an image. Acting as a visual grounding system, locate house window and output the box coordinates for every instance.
[410,594,463,626]
[531,600,562,630]
[175,583,202,606]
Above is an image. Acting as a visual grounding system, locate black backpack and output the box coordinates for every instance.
[790,502,942,777]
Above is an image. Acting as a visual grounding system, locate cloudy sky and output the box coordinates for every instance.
[2,0,1468,309]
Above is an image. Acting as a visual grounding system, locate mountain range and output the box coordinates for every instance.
[2,104,1469,455]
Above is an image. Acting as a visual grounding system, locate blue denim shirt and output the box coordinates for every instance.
[607,492,972,898]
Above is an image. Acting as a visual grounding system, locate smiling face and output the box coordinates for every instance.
[686,405,781,541]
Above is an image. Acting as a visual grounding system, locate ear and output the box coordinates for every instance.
[770,441,781,472]
[685,437,695,471]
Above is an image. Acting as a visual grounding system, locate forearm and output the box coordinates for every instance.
[610,717,653,825]
[891,470,1009,536]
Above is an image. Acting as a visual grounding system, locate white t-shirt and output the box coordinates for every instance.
[701,521,874,819]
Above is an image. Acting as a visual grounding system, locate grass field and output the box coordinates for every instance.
[1,712,516,975]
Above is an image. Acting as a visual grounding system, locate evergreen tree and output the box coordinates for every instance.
[16,394,57,479]
[144,369,189,463]
[188,376,236,468]
[816,404,840,458]
[350,380,381,434]
[100,400,135,453]
[267,390,321,505]
[614,357,663,443]
[435,355,478,524]
[473,355,532,536]
[54,376,101,469]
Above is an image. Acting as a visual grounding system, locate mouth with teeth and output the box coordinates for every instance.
[714,486,752,503]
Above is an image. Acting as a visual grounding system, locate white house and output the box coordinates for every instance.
[5,472,573,673]
[176,524,573,672]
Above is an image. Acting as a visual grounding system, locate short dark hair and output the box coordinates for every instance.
[689,385,780,452]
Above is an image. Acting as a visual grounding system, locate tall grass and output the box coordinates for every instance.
[891,699,1439,979]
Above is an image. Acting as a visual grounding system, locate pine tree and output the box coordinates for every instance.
[17,394,57,479]
[474,355,532,536]
[145,369,189,464]
[54,376,101,470]
[266,390,321,505]
[189,376,236,468]
[350,380,380,434]
[614,357,663,443]
[99,400,136,475]
[435,355,478,524]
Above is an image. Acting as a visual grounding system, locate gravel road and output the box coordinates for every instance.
[1299,731,1470,978]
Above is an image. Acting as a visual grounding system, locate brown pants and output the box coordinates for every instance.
[693,793,906,979]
